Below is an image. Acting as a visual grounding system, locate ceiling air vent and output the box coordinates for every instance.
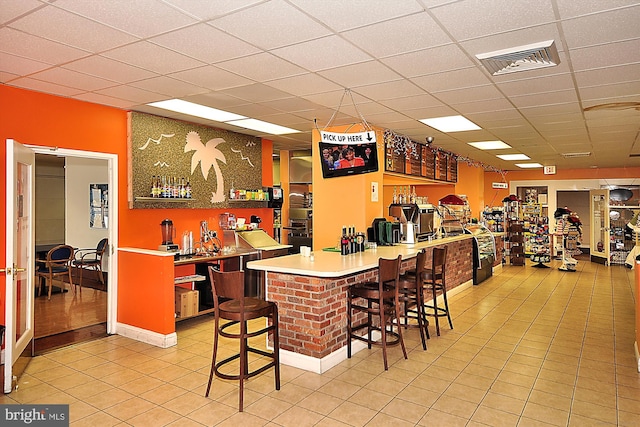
[476,40,560,75]
[562,152,591,158]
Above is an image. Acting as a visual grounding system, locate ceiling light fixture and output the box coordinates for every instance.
[225,118,300,135]
[497,154,530,161]
[516,163,543,168]
[562,152,591,158]
[468,141,512,150]
[148,99,245,122]
[419,115,481,132]
[476,40,560,75]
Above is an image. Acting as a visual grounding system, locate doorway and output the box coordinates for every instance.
[32,149,117,353]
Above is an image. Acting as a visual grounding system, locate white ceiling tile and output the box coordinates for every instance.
[430,0,556,40]
[129,76,208,98]
[7,77,84,97]
[72,92,135,109]
[341,12,452,57]
[556,0,638,19]
[216,53,307,82]
[380,93,441,111]
[9,6,137,53]
[510,90,579,108]
[496,74,575,97]
[169,66,252,91]
[290,0,424,32]
[260,97,326,113]
[227,102,282,118]
[184,92,248,109]
[163,0,266,21]
[29,67,117,91]
[562,6,640,49]
[0,27,89,64]
[0,71,19,82]
[579,82,640,102]
[211,1,331,50]
[459,24,563,57]
[353,80,426,100]
[381,45,473,78]
[0,51,51,76]
[265,73,343,96]
[0,0,43,24]
[63,56,158,83]
[150,24,260,63]
[319,61,403,88]
[520,102,583,117]
[271,35,373,72]
[575,63,640,87]
[434,85,505,104]
[95,85,165,104]
[570,39,640,71]
[411,67,492,93]
[452,98,515,115]
[219,84,295,103]
[53,0,197,38]
[102,41,206,74]
[402,105,458,120]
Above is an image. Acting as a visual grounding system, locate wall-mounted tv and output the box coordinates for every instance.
[319,141,378,179]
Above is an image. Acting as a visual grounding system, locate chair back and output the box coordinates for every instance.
[432,246,447,279]
[415,249,427,277]
[208,267,245,303]
[96,238,108,258]
[44,245,73,272]
[378,255,402,288]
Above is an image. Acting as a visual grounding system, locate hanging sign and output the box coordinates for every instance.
[320,131,376,144]
[492,182,508,189]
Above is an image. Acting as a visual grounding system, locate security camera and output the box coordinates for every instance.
[426,136,434,145]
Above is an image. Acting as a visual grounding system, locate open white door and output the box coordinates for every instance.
[3,139,35,393]
[590,189,610,265]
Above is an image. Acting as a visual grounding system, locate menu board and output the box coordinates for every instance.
[421,145,435,179]
[385,142,405,173]
[447,156,458,182]
[435,151,448,181]
[410,147,422,177]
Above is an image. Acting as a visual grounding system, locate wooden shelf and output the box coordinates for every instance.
[135,197,194,202]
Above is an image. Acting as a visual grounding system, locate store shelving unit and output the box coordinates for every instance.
[522,203,551,267]
[504,197,525,266]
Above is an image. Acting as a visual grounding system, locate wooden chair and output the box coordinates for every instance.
[397,249,430,350]
[72,238,108,289]
[423,246,453,336]
[347,255,407,370]
[36,244,74,300]
[205,267,280,412]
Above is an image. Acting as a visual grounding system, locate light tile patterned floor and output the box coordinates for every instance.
[2,259,639,426]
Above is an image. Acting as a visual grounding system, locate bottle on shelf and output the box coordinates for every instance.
[172,177,180,198]
[393,186,398,204]
[341,226,350,255]
[349,226,356,253]
[150,175,157,198]
[185,180,192,199]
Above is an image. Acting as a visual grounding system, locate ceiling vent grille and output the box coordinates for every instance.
[562,152,591,158]
[476,40,560,75]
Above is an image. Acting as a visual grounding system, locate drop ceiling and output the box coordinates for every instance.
[1,0,639,171]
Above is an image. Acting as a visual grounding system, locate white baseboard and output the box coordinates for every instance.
[279,338,372,374]
[116,323,177,348]
[635,341,640,373]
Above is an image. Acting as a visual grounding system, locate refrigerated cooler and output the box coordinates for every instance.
[465,223,497,285]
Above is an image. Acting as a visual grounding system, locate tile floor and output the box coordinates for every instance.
[2,258,639,426]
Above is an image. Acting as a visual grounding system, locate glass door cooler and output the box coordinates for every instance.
[465,223,497,285]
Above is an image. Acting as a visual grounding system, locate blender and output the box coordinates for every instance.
[159,219,179,253]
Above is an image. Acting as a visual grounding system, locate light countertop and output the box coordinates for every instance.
[246,234,471,278]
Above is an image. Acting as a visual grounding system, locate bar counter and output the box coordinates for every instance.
[247,234,475,373]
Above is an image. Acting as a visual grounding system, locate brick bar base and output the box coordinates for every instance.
[266,238,473,371]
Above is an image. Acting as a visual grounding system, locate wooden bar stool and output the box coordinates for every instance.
[205,267,280,412]
[397,249,430,350]
[347,255,407,370]
[423,246,453,336]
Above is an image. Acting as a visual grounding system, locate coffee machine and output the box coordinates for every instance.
[389,204,419,244]
[158,219,179,253]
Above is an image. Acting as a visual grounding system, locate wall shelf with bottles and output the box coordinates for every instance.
[135,197,194,203]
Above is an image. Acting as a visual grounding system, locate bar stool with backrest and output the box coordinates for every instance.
[396,249,430,350]
[347,255,407,370]
[423,246,453,336]
[205,267,280,412]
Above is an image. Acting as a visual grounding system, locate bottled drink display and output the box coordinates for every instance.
[341,226,349,255]
[150,175,192,199]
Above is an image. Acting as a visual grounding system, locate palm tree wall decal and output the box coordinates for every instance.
[185,131,227,203]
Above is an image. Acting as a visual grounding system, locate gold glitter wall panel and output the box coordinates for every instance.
[129,112,264,209]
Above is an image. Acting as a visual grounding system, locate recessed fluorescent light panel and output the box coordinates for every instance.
[226,118,300,135]
[516,163,543,168]
[497,154,530,161]
[468,141,512,150]
[148,99,245,122]
[419,115,481,132]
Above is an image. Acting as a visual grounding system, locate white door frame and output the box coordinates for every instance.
[28,146,118,334]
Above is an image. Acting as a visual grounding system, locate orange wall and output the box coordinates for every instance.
[0,85,274,331]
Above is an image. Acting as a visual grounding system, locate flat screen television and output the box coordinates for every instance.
[319,141,378,179]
